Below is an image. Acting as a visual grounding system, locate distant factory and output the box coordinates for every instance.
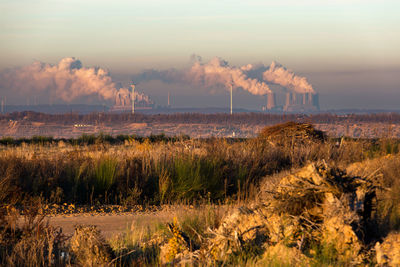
[110,85,155,113]
[263,92,319,112]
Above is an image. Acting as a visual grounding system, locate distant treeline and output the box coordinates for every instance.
[1,111,400,124]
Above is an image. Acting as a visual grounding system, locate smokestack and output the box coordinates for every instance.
[266,92,276,110]
[230,84,233,115]
[312,93,320,110]
[168,92,170,107]
[131,84,135,114]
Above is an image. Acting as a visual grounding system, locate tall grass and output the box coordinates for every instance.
[0,198,68,266]
[1,128,400,266]
[93,157,118,203]
[0,134,398,206]
[169,155,223,201]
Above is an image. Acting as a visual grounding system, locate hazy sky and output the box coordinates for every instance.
[1,0,399,109]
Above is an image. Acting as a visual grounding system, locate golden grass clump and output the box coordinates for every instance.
[69,225,113,266]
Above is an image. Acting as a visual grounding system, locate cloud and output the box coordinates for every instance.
[0,57,117,103]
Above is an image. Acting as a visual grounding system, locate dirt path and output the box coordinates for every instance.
[46,211,175,238]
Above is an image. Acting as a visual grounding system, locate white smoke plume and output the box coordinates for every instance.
[262,61,314,93]
[188,57,272,95]
[1,56,315,105]
[131,56,315,96]
[132,56,272,95]
[0,57,117,102]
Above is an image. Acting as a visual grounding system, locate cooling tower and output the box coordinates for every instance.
[131,84,135,114]
[302,93,307,105]
[307,92,313,105]
[266,92,276,110]
[115,94,120,106]
[312,93,320,110]
[285,92,292,108]
[291,93,297,105]
[115,91,131,106]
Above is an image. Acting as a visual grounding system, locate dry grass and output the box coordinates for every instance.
[0,123,399,266]
[0,124,396,208]
[0,198,68,267]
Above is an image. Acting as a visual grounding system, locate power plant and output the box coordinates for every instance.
[111,85,155,113]
[263,92,319,112]
[112,86,319,114]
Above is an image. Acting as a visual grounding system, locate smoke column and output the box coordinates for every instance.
[0,57,117,103]
[188,57,272,95]
[132,56,272,95]
[132,57,315,96]
[0,56,315,106]
[262,61,314,93]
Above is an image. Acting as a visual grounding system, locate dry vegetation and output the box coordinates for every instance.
[1,122,400,266]
[2,111,400,139]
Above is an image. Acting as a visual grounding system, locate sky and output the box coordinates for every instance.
[0,0,399,110]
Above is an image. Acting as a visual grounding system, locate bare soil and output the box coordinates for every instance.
[45,211,175,238]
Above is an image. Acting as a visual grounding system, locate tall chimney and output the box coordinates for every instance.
[131,84,135,114]
[230,84,233,115]
[168,92,170,107]
[266,92,276,110]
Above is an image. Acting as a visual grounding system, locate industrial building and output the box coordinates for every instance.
[263,92,319,112]
[111,85,155,113]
